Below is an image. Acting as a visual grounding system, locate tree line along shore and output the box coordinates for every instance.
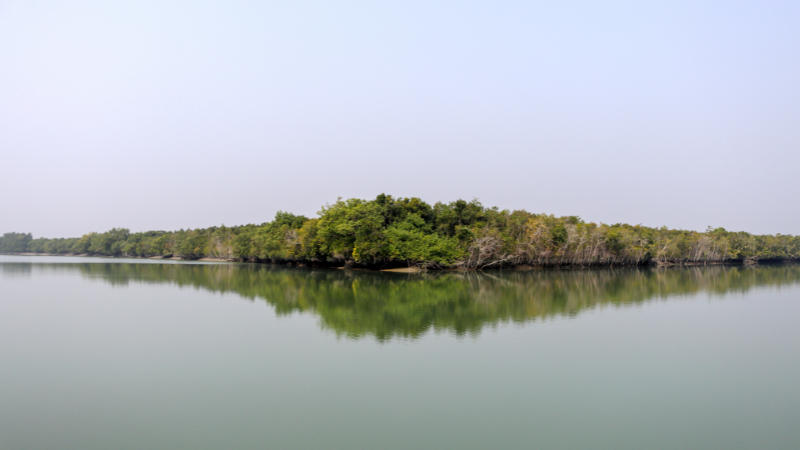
[2,195,798,269]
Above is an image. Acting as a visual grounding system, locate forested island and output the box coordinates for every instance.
[2,195,798,269]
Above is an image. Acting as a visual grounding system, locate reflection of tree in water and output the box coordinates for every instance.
[0,262,32,277]
[4,262,800,341]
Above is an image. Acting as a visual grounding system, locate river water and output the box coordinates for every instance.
[1,255,799,449]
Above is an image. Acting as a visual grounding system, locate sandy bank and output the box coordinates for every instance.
[381,267,421,273]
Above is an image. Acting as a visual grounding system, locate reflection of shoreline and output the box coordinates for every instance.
[4,261,800,340]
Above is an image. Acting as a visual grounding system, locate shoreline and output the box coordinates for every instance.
[2,252,797,272]
[5,195,799,272]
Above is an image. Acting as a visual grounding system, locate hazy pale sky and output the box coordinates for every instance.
[1,0,798,238]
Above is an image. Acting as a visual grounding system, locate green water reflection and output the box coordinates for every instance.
[4,261,800,340]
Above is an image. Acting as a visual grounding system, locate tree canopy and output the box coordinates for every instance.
[2,195,798,268]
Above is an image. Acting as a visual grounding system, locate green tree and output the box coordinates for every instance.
[0,232,32,252]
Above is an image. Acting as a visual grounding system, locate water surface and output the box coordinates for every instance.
[1,256,799,449]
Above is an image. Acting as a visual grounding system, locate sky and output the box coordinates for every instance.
[1,0,798,238]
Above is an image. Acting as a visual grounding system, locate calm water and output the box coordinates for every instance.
[1,256,799,449]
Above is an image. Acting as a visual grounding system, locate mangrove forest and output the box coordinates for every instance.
[2,195,799,268]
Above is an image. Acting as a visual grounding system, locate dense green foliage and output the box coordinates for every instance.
[2,194,799,267]
[4,262,798,340]
[0,232,32,252]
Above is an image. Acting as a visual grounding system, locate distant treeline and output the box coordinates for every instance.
[2,195,799,268]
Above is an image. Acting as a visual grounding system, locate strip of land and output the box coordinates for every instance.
[2,195,798,269]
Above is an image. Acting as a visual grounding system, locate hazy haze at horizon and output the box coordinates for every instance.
[1,1,798,238]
